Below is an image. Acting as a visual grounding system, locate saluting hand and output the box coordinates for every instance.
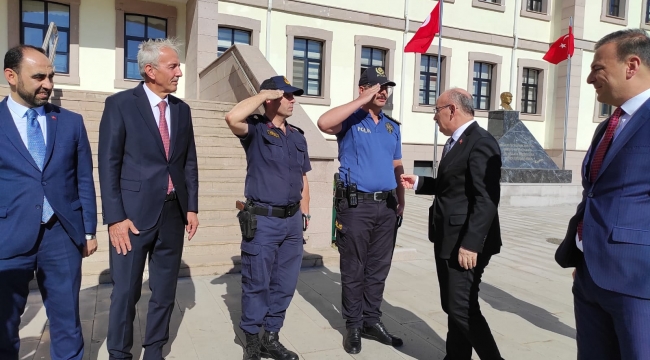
[359,84,381,104]
[400,174,417,190]
[261,89,284,100]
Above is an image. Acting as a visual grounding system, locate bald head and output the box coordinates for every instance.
[442,88,475,117]
[434,88,475,136]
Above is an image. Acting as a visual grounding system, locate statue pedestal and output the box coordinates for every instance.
[488,110,571,183]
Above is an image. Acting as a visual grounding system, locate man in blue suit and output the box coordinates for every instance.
[0,45,97,359]
[556,29,650,360]
[99,38,199,360]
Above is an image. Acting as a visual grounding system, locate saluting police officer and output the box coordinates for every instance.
[317,66,405,354]
[225,76,311,360]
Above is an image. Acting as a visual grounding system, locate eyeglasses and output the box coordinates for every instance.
[433,104,452,114]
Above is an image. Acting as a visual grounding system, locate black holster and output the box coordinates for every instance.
[237,207,257,240]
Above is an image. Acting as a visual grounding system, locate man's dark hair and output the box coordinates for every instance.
[3,45,46,73]
[448,88,475,117]
[595,28,650,67]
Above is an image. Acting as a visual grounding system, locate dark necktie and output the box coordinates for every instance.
[577,107,623,241]
[157,101,173,194]
[441,137,455,159]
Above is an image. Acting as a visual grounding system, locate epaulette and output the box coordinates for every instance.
[385,114,401,125]
[289,124,305,134]
[247,114,265,123]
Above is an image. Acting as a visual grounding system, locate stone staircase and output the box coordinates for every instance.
[0,86,341,286]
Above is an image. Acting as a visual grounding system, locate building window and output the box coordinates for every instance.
[292,38,322,97]
[516,59,548,121]
[419,55,441,106]
[646,0,650,23]
[286,26,332,106]
[521,68,539,114]
[20,0,70,73]
[473,62,493,111]
[473,0,506,12]
[124,14,167,80]
[413,46,452,113]
[527,0,543,12]
[414,160,434,177]
[600,103,613,117]
[217,27,251,57]
[608,0,621,17]
[360,47,386,78]
[354,36,396,107]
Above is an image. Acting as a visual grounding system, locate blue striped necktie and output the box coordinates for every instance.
[26,109,54,223]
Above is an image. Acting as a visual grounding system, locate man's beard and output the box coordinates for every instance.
[17,79,51,107]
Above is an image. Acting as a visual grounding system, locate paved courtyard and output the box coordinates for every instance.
[19,194,578,360]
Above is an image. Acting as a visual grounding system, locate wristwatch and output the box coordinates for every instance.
[85,234,96,241]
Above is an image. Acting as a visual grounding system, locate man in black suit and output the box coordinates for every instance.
[401,88,503,360]
[98,38,199,360]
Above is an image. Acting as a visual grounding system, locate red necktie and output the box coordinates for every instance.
[157,101,173,194]
[577,107,623,241]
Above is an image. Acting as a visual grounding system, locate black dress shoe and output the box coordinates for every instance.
[361,322,403,347]
[261,331,298,360]
[343,327,362,354]
[244,331,261,360]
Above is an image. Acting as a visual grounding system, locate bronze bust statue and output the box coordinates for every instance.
[500,92,513,110]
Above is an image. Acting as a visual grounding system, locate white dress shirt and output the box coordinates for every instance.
[142,83,171,136]
[413,120,477,189]
[576,88,650,251]
[6,94,48,146]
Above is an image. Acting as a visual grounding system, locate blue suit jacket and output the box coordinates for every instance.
[0,97,97,259]
[556,97,650,299]
[98,83,198,230]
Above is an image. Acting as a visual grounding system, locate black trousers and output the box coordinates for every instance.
[435,253,503,360]
[107,199,185,360]
[336,196,397,329]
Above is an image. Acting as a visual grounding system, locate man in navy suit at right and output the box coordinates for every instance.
[556,28,650,360]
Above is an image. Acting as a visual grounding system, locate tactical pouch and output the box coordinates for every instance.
[237,209,257,239]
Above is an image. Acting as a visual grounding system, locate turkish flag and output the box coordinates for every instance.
[404,2,441,53]
[543,26,575,64]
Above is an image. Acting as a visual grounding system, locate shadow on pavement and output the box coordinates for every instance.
[296,251,448,360]
[480,282,576,339]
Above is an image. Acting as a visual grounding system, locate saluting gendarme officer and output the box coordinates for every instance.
[225,76,311,360]
[317,66,405,354]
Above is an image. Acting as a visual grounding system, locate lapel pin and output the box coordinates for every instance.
[51,115,57,120]
[459,139,463,144]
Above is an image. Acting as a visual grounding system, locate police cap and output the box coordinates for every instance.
[359,66,396,87]
[260,75,304,96]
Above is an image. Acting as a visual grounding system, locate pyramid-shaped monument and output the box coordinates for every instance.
[488,110,572,183]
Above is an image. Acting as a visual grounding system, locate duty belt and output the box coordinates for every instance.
[335,188,394,201]
[248,202,301,218]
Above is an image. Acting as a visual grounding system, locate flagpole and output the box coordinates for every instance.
[433,0,443,177]
[399,0,409,130]
[562,17,572,170]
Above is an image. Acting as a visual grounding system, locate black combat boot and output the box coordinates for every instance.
[260,331,298,360]
[244,331,261,360]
